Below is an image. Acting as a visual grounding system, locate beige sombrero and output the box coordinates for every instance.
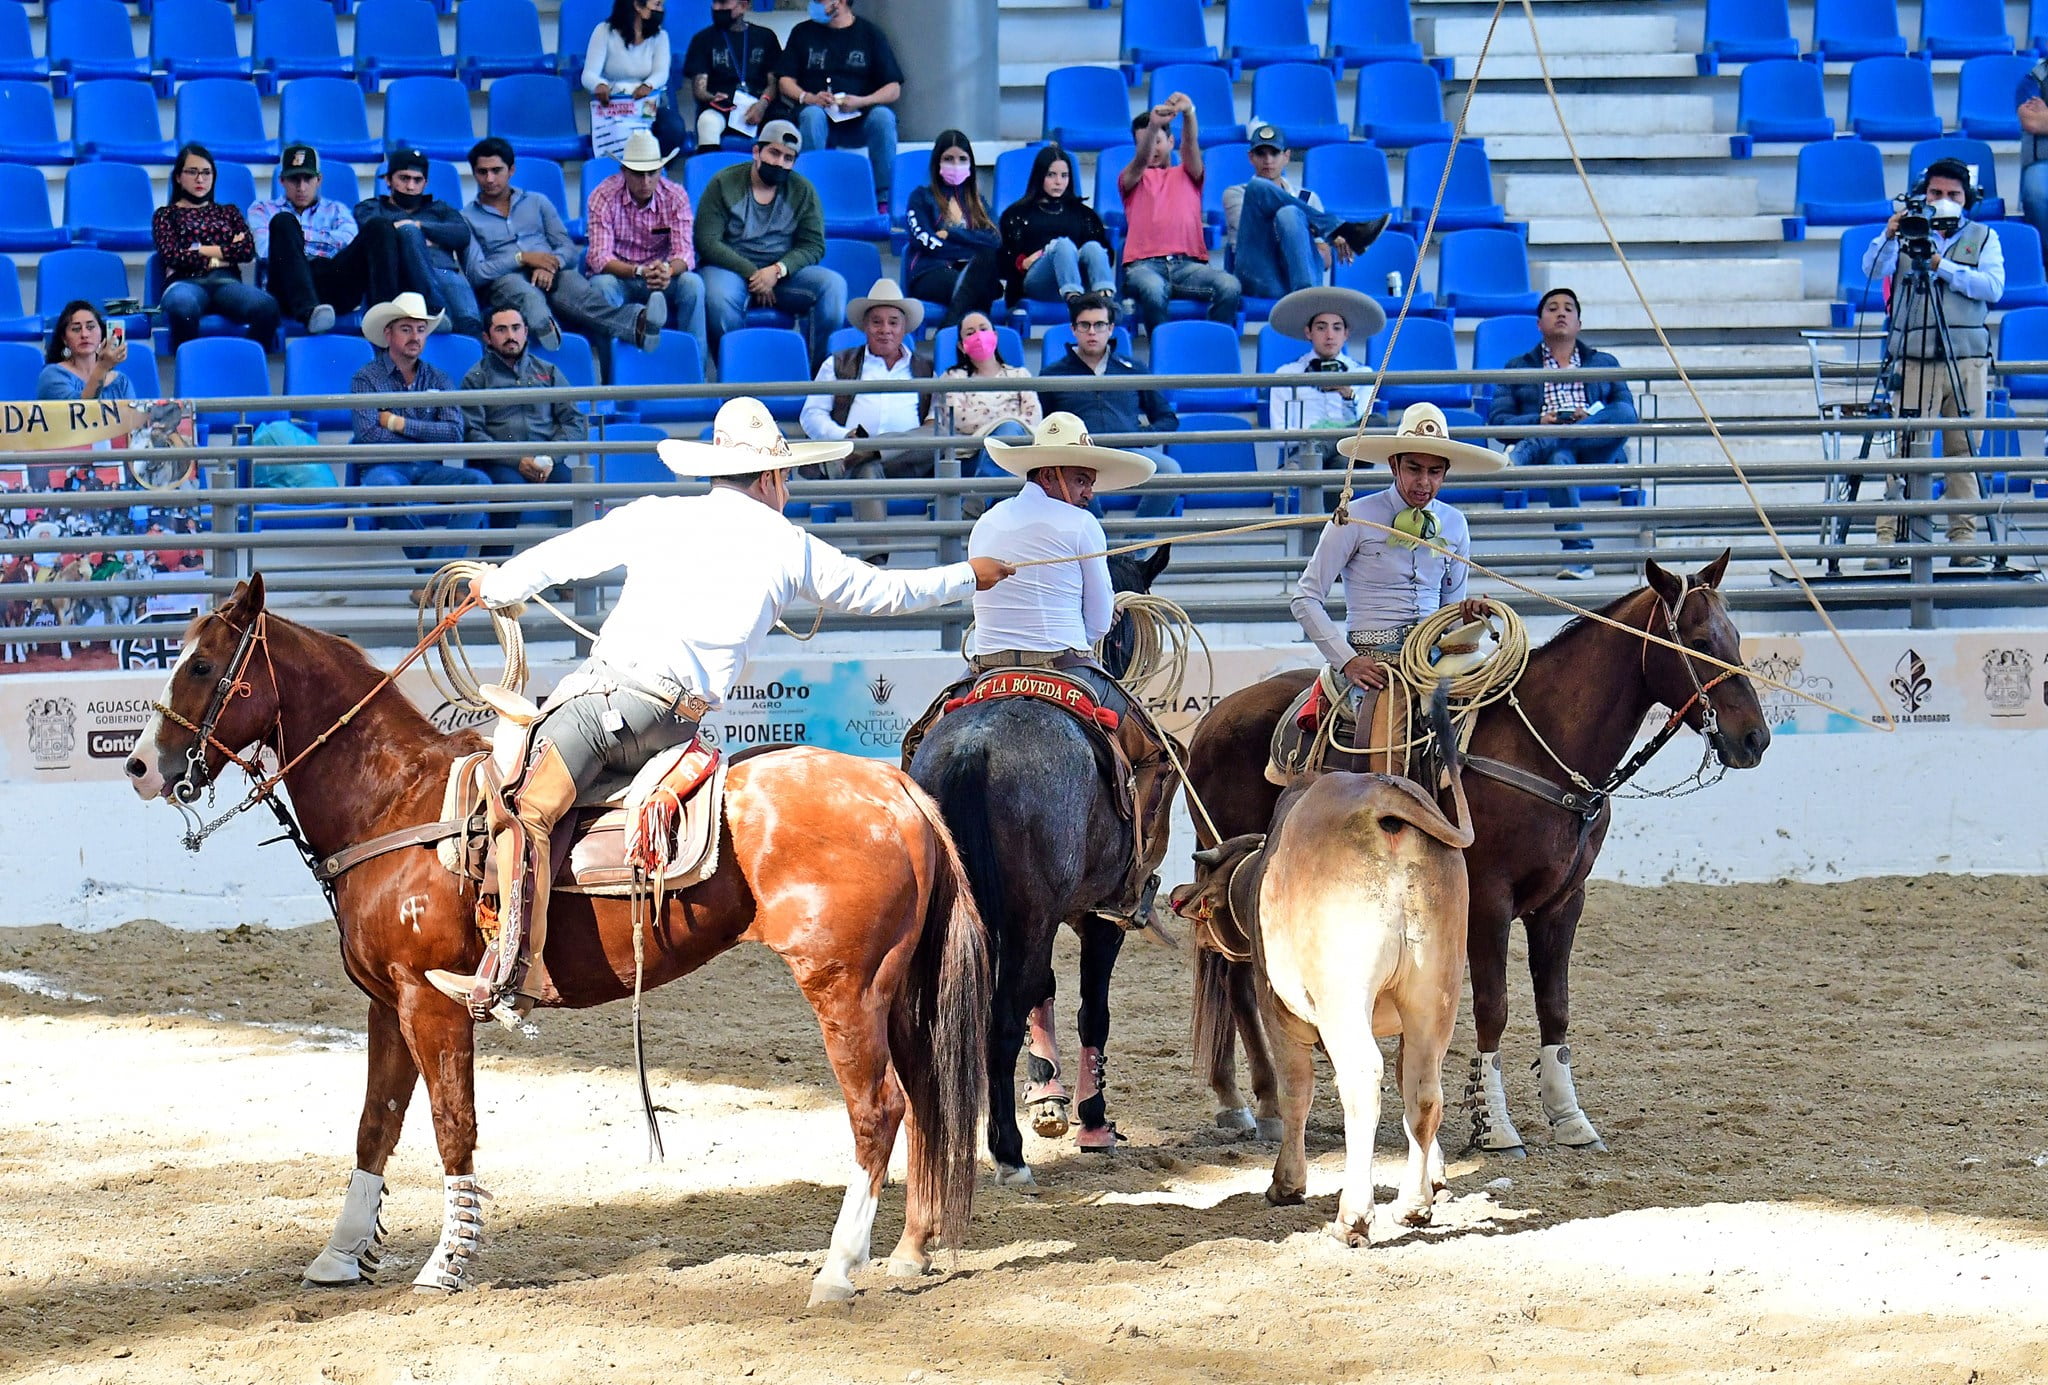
[653,397,853,477]
[1336,401,1506,476]
[1268,285,1385,341]
[618,128,677,173]
[982,411,1157,492]
[846,277,925,334]
[361,291,445,344]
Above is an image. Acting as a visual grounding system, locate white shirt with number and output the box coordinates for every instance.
[966,480,1114,655]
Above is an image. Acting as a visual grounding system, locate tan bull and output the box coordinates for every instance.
[1174,684,1473,1244]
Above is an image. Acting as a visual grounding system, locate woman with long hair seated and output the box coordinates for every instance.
[152,143,282,349]
[936,308,1042,484]
[997,144,1116,312]
[36,301,136,402]
[903,130,1005,330]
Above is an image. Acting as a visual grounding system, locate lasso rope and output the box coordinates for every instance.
[1110,590,1213,710]
[1317,599,1529,766]
[417,561,530,711]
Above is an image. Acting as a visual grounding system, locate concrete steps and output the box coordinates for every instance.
[1447,54,1699,81]
[1463,92,1718,139]
[1504,172,1758,219]
[1527,216,1790,246]
[1432,12,1681,59]
[1535,257,1805,305]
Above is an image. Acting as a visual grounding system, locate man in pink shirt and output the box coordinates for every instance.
[1117,92,1241,335]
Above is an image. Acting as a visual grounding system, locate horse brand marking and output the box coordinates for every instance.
[399,896,427,930]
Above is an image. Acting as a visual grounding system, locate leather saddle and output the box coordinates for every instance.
[933,665,1141,821]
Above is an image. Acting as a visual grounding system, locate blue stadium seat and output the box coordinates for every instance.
[825,325,866,355]
[819,238,884,299]
[1255,321,1305,375]
[993,144,1047,212]
[531,332,608,416]
[1992,222,2048,308]
[1920,0,2013,59]
[594,423,673,489]
[1909,136,2006,219]
[176,81,280,163]
[887,148,928,228]
[1042,66,1133,152]
[0,164,65,251]
[255,0,354,82]
[0,82,74,163]
[1039,321,1132,371]
[457,0,553,85]
[0,340,45,399]
[487,74,587,161]
[1737,59,1835,142]
[509,156,572,231]
[1794,138,1893,224]
[797,150,888,239]
[1251,62,1350,149]
[0,6,48,82]
[1199,141,1252,234]
[1436,228,1539,318]
[1151,319,1257,410]
[426,158,464,207]
[1470,313,1541,414]
[1119,0,1221,72]
[1362,318,1466,409]
[153,0,256,83]
[1334,229,1434,316]
[383,76,478,158]
[554,0,611,75]
[717,328,810,420]
[1149,64,1245,147]
[1401,140,1505,228]
[177,338,287,430]
[1326,0,1423,67]
[1354,60,1452,147]
[931,324,1024,374]
[581,155,619,205]
[683,149,748,207]
[48,0,151,90]
[1848,57,1942,142]
[1226,0,1318,68]
[121,342,163,399]
[1704,0,1800,62]
[283,334,375,428]
[213,161,257,211]
[280,78,382,163]
[353,0,457,87]
[73,81,177,163]
[1167,414,1279,510]
[2032,0,2048,52]
[1957,54,2033,140]
[1997,307,2048,398]
[420,333,482,380]
[272,161,364,205]
[1094,154,1130,232]
[1810,0,1906,60]
[0,262,38,339]
[1302,142,1394,222]
[63,162,157,249]
[612,330,717,423]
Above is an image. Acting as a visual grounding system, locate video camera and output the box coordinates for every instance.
[1890,192,1956,266]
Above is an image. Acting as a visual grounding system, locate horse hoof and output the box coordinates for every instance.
[886,1256,929,1280]
[1264,1182,1305,1207]
[1397,1200,1434,1228]
[1214,1106,1256,1133]
[996,1163,1037,1189]
[1029,1099,1072,1139]
[807,1277,856,1309]
[1255,1117,1283,1142]
[302,1249,367,1286]
[1327,1218,1370,1249]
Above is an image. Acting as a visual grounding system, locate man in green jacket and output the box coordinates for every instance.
[693,119,848,365]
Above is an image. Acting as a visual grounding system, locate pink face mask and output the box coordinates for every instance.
[960,328,999,363]
[939,163,972,187]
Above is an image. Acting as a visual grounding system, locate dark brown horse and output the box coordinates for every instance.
[1184,552,1771,1156]
[126,575,990,1306]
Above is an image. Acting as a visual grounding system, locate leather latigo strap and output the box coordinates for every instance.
[315,820,466,882]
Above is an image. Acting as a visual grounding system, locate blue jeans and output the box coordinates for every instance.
[1021,238,1117,301]
[701,262,848,366]
[394,224,481,337]
[1231,178,1342,299]
[1513,432,1631,552]
[797,103,898,198]
[477,458,571,554]
[360,459,491,562]
[158,274,282,349]
[591,269,709,361]
[1123,254,1241,333]
[2022,162,2048,268]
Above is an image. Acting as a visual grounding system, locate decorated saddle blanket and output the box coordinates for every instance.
[902,665,1138,823]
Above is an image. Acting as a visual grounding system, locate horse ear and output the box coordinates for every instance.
[243,571,267,613]
[1140,543,1171,587]
[1643,558,1684,609]
[1697,548,1732,589]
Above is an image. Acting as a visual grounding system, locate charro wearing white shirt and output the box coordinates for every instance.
[428,397,1013,1028]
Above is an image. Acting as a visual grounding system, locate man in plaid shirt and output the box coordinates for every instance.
[248,145,375,336]
[584,129,709,362]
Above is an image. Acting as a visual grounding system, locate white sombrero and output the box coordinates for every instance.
[653,397,852,477]
[846,277,925,334]
[1336,401,1507,476]
[618,128,677,172]
[982,411,1157,492]
[361,291,445,344]
[1268,285,1385,340]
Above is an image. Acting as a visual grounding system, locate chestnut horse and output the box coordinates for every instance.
[1184,553,1772,1156]
[126,575,990,1306]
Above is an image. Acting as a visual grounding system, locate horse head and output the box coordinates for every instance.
[1098,543,1171,680]
[1641,550,1770,771]
[127,573,281,803]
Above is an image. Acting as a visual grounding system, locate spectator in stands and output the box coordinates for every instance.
[466,138,662,356]
[153,144,282,349]
[694,119,846,364]
[351,293,490,563]
[2017,60,2048,267]
[1266,285,1383,508]
[1119,95,1240,335]
[682,0,781,154]
[938,308,1041,483]
[1487,287,1638,580]
[904,131,1004,329]
[356,148,480,338]
[461,304,585,547]
[37,302,135,402]
[999,144,1115,311]
[776,0,902,206]
[249,145,373,337]
[1224,122,1387,299]
[800,278,933,533]
[582,0,688,160]
[1038,292,1184,519]
[585,130,711,362]
[1860,158,2004,569]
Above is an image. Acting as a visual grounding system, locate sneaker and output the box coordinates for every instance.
[1949,552,1986,569]
[1556,563,1595,580]
[536,317,563,352]
[1862,554,1905,571]
[1333,215,1391,255]
[306,304,335,335]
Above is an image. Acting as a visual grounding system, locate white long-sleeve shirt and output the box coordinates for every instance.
[800,350,924,442]
[1269,350,1368,432]
[582,23,671,96]
[481,486,975,705]
[965,481,1113,655]
[1289,486,1470,669]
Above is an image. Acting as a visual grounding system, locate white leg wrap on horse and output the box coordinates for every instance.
[1535,1043,1605,1149]
[411,1174,489,1293]
[809,1167,879,1306]
[1467,1052,1525,1153]
[304,1169,386,1285]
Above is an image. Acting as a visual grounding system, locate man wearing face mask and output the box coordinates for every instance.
[1859,157,2005,568]
[682,0,782,153]
[694,119,846,363]
[354,148,480,337]
[776,0,903,207]
[800,277,933,540]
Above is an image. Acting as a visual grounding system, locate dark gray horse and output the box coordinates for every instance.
[910,545,1172,1186]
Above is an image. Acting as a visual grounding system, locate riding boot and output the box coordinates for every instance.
[1023,998,1071,1137]
[1075,1045,1119,1151]
[1466,1051,1526,1155]
[1534,1043,1605,1150]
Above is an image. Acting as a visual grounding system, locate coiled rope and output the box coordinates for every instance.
[418,561,528,711]
[1109,590,1213,710]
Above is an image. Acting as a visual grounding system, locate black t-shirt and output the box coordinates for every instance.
[774,16,903,100]
[681,21,782,102]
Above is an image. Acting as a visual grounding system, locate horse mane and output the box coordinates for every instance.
[255,609,456,747]
[1530,584,1656,665]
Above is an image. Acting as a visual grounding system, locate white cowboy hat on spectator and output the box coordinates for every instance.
[1269,285,1386,341]
[846,278,925,334]
[1336,401,1506,476]
[982,411,1157,492]
[653,397,852,477]
[619,128,677,173]
[361,291,444,344]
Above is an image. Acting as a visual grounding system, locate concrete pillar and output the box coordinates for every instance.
[871,0,1000,146]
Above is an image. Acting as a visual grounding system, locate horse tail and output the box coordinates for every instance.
[893,779,992,1250]
[1428,677,1474,845]
[1191,946,1239,1091]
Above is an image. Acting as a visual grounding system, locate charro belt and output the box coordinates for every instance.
[1348,625,1413,654]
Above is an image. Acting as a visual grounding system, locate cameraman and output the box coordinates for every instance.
[1860,158,2004,568]
[1268,286,1382,511]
